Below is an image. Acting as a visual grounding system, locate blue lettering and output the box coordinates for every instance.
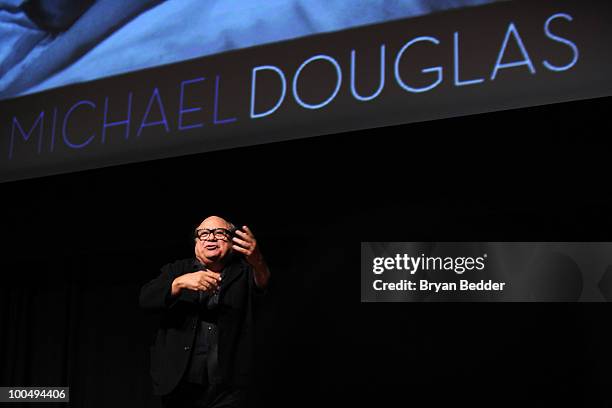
[137,88,170,137]
[178,77,205,131]
[213,75,237,125]
[250,65,286,119]
[50,107,57,152]
[394,36,442,93]
[63,100,96,149]
[454,32,484,86]
[543,13,579,72]
[9,111,44,159]
[491,22,535,80]
[102,92,132,143]
[350,45,385,101]
[293,55,342,109]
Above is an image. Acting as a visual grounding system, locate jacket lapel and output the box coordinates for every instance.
[220,257,245,291]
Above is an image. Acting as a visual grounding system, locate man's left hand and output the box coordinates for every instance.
[232,225,264,266]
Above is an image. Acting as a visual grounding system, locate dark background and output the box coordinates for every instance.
[1,96,612,407]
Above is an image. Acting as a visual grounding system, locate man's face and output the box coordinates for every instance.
[194,216,233,265]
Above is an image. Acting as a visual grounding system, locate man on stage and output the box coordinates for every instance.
[139,215,271,408]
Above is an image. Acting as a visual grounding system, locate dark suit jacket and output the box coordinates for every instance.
[139,257,265,396]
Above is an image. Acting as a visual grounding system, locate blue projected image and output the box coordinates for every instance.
[0,0,501,100]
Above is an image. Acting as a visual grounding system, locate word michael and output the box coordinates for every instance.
[373,254,486,275]
[7,12,578,159]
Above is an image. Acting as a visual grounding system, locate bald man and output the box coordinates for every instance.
[139,216,270,408]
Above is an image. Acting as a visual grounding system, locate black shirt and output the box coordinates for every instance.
[185,260,225,385]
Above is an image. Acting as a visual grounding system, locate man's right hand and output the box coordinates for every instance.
[171,270,221,296]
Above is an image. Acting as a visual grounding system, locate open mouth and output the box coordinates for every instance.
[205,244,218,250]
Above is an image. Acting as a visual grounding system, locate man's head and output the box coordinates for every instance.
[194,215,235,267]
